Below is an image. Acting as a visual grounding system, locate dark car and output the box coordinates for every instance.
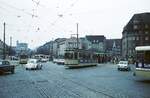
[0,60,15,74]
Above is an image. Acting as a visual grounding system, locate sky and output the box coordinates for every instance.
[0,0,150,49]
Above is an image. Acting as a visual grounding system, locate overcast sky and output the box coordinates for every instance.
[0,0,150,49]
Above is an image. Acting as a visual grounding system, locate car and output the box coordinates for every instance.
[25,59,42,70]
[0,60,15,74]
[117,61,130,71]
[40,58,48,62]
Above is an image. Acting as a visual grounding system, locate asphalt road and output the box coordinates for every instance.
[0,62,150,98]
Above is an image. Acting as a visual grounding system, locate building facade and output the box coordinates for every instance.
[122,13,150,60]
[106,39,122,62]
[0,39,9,59]
[16,41,28,56]
[85,35,106,52]
[58,37,83,58]
[52,38,67,58]
[106,39,121,56]
[0,40,4,59]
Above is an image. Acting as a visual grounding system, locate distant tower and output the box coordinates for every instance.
[16,40,19,46]
[113,41,116,48]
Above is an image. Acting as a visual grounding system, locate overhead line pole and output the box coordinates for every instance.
[3,22,6,60]
[77,23,79,49]
[10,36,12,56]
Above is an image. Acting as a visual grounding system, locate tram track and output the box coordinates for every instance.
[43,63,148,98]
[40,66,114,98]
[25,63,148,98]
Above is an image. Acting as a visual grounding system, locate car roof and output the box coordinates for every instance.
[29,59,37,61]
[0,60,10,64]
[119,61,128,63]
[0,60,9,62]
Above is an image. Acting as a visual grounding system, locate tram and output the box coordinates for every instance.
[64,49,98,68]
[19,53,28,64]
[134,46,150,78]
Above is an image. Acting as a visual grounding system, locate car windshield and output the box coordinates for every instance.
[2,61,10,65]
[28,60,36,63]
[0,61,2,65]
[119,61,128,64]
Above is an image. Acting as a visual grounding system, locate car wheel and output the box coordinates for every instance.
[128,67,131,71]
[133,72,136,76]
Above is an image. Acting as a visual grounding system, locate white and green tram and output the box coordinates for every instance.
[64,49,98,68]
[134,46,150,78]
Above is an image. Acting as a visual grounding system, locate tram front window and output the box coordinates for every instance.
[144,51,150,65]
[136,50,150,68]
[65,53,73,59]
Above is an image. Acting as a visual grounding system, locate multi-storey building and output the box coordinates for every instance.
[58,37,83,58]
[16,40,28,56]
[85,35,106,52]
[122,13,150,59]
[106,39,121,56]
[52,38,67,58]
[106,39,122,62]
[0,39,9,59]
[0,40,4,59]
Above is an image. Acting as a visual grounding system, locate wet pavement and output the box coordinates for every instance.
[0,62,150,98]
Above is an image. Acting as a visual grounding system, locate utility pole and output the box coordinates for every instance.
[3,22,6,60]
[77,23,79,49]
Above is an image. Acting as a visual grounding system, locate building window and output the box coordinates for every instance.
[136,37,139,40]
[93,40,95,43]
[145,31,149,34]
[133,20,139,24]
[133,25,138,29]
[145,37,149,41]
[139,31,142,33]
[145,24,149,29]
[132,37,135,40]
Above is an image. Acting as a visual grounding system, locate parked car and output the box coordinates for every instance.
[117,61,130,71]
[25,59,42,70]
[0,60,15,74]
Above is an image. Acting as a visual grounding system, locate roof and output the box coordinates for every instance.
[54,38,67,43]
[123,12,150,32]
[86,35,106,43]
[135,46,150,51]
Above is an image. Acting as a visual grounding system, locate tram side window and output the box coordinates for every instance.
[85,53,90,59]
[79,53,83,59]
[93,54,97,59]
[74,52,78,59]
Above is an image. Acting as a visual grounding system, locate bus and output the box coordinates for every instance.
[134,46,150,78]
[19,54,28,64]
[64,49,98,68]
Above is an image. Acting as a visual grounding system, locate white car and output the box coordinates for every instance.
[117,61,130,71]
[25,59,42,70]
[40,58,48,62]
